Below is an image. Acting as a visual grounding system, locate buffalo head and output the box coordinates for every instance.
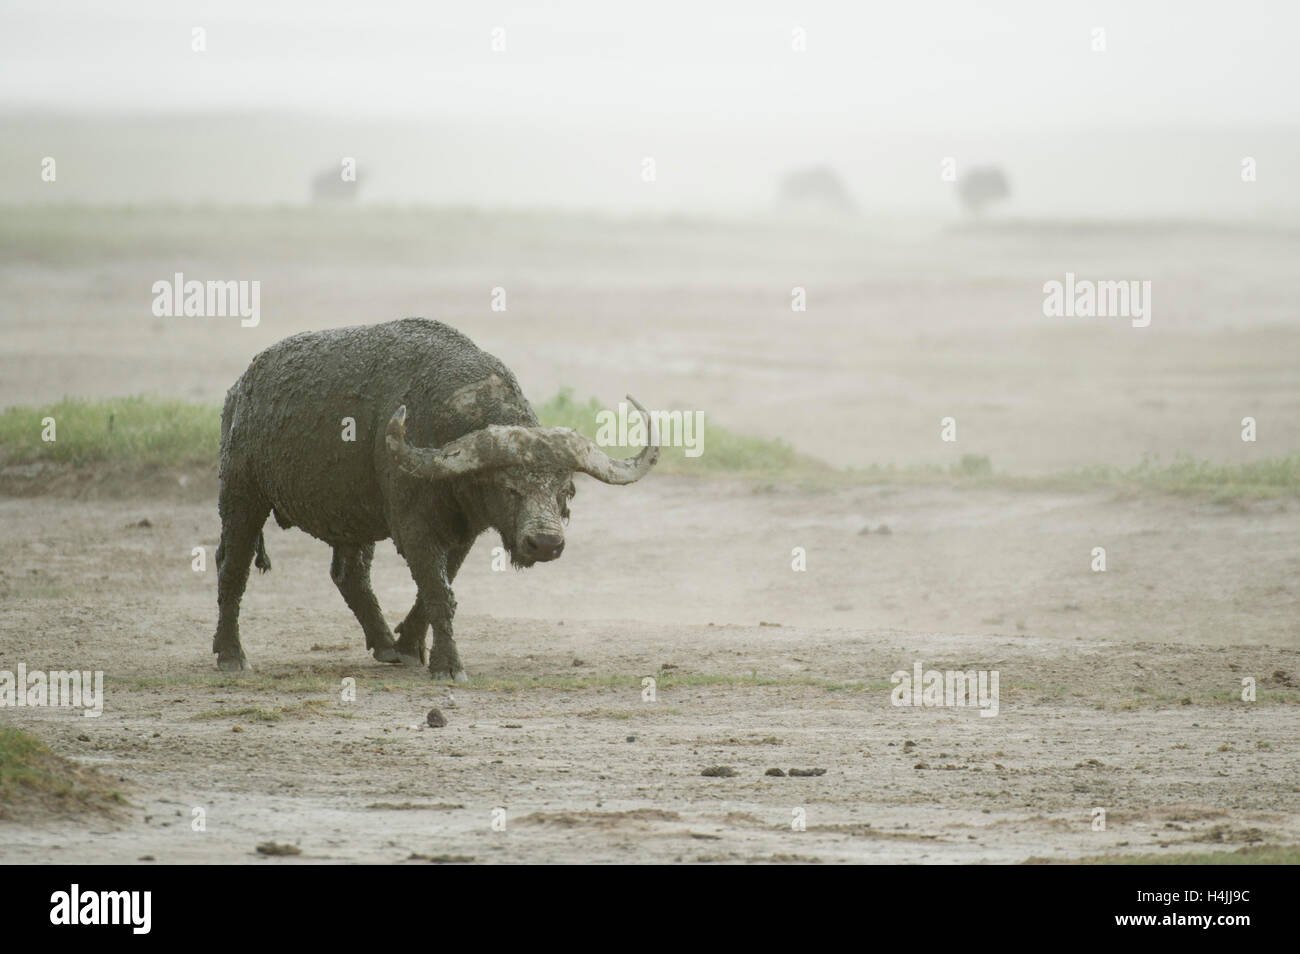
[385,396,659,567]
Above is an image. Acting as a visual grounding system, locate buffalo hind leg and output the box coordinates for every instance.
[212,496,270,672]
[330,544,400,664]
[394,543,469,669]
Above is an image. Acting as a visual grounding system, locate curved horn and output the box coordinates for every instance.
[385,395,660,484]
[386,405,505,479]
[567,394,659,485]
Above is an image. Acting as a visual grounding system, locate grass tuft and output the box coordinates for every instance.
[0,725,126,820]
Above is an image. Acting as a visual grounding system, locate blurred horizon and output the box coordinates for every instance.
[4,0,1300,219]
[3,109,1298,221]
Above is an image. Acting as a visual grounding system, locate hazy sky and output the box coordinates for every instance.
[2,1,1298,215]
[4,0,1298,126]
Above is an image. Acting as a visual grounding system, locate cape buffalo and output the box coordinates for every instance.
[212,318,658,680]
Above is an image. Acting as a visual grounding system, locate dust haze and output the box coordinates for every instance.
[1,1,1298,865]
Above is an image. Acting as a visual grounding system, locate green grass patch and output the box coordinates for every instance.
[0,725,60,794]
[0,725,126,819]
[1103,452,1300,499]
[0,396,219,467]
[3,394,1299,497]
[844,454,1300,499]
[534,389,825,477]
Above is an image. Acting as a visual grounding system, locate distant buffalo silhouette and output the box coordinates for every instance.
[957,166,1009,216]
[778,165,855,212]
[311,165,364,203]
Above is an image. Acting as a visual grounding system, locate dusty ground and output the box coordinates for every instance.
[1,481,1297,863]
[2,208,1298,862]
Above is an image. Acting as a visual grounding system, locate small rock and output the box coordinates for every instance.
[256,841,301,856]
[787,768,827,777]
[426,708,448,728]
[765,768,786,777]
[407,852,476,863]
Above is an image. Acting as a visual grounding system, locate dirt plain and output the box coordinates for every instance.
[1,208,1298,863]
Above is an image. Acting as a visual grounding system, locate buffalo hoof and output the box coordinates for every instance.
[429,668,468,683]
[372,644,402,664]
[393,621,427,667]
[216,651,250,672]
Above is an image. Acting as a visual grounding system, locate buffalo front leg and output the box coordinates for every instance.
[402,545,466,682]
[330,544,400,664]
[212,495,270,672]
[394,544,469,669]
